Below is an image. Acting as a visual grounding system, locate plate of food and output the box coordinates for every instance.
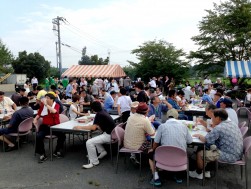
[78,119,88,123]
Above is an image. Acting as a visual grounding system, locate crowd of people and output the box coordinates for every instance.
[0,74,246,187]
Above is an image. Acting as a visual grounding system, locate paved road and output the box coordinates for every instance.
[0,95,249,189]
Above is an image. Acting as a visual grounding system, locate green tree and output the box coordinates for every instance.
[12,51,51,82]
[123,65,137,80]
[78,47,109,65]
[0,39,14,73]
[49,67,60,78]
[189,0,251,75]
[129,39,189,82]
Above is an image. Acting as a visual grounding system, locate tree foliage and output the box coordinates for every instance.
[129,39,189,82]
[12,51,51,82]
[123,65,137,80]
[78,47,109,65]
[0,39,14,73]
[189,0,251,75]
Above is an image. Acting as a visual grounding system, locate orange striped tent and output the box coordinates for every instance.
[61,64,126,78]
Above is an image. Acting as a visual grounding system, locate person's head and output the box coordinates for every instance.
[166,108,179,119]
[19,96,29,106]
[212,108,228,126]
[0,91,4,102]
[191,87,195,92]
[131,101,139,113]
[100,89,106,96]
[156,87,161,94]
[214,92,222,102]
[217,78,221,83]
[72,94,80,103]
[15,87,21,93]
[45,93,56,105]
[216,88,224,96]
[177,90,185,98]
[50,85,57,91]
[220,98,233,108]
[248,88,251,93]
[37,86,43,91]
[91,101,103,112]
[80,90,87,97]
[136,102,149,115]
[25,81,29,85]
[119,88,127,95]
[69,79,73,84]
[110,91,117,98]
[205,104,217,118]
[168,90,176,98]
[150,96,160,105]
[135,81,144,92]
[19,88,26,96]
[204,89,210,94]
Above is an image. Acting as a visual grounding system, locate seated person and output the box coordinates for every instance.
[213,92,222,108]
[73,101,116,169]
[0,91,17,112]
[33,93,66,163]
[69,94,90,119]
[176,90,186,107]
[148,109,192,186]
[202,89,213,104]
[245,88,251,107]
[148,96,172,128]
[103,91,117,113]
[220,98,238,126]
[117,88,132,123]
[191,108,243,180]
[167,90,188,120]
[11,88,26,106]
[79,90,93,111]
[0,97,33,151]
[28,87,40,110]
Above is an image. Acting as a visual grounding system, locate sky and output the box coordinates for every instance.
[0,0,220,69]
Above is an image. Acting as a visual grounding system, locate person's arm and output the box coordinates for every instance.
[162,100,172,109]
[73,124,97,131]
[117,104,121,115]
[12,103,17,111]
[152,142,159,151]
[193,134,206,142]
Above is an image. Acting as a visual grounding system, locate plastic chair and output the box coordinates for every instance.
[114,126,143,175]
[8,117,34,149]
[239,121,247,129]
[154,145,189,187]
[240,127,248,138]
[216,136,251,189]
[34,114,69,156]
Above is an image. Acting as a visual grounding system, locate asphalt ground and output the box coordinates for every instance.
[0,92,249,189]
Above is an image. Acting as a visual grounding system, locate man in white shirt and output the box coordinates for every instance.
[203,76,212,90]
[31,76,38,89]
[149,77,157,89]
[220,98,238,126]
[117,88,132,122]
[0,91,17,112]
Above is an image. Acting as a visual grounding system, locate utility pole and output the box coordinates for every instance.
[55,42,58,68]
[108,49,111,65]
[52,16,65,77]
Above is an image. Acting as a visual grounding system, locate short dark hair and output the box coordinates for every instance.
[45,93,56,101]
[213,108,228,121]
[204,89,209,93]
[72,94,80,102]
[20,88,26,92]
[120,88,127,95]
[110,91,116,95]
[177,90,185,96]
[91,101,102,112]
[169,90,176,97]
[0,91,5,95]
[135,81,144,90]
[150,96,159,104]
[216,88,224,96]
[50,85,57,90]
[37,86,43,91]
[206,104,217,111]
[15,88,21,93]
[19,97,29,106]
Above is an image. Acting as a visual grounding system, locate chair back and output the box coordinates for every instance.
[114,126,125,146]
[18,117,33,133]
[239,121,247,129]
[243,136,251,158]
[116,122,127,129]
[59,114,69,123]
[155,146,187,167]
[110,127,117,143]
[240,126,248,137]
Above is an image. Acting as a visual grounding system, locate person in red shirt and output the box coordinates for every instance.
[33,93,66,163]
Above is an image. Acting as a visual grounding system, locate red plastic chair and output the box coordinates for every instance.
[9,117,33,149]
[154,145,189,187]
[216,136,251,189]
[114,126,143,175]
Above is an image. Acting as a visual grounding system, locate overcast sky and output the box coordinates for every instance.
[0,0,219,69]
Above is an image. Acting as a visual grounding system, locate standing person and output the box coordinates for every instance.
[31,76,38,89]
[135,81,149,103]
[33,93,66,163]
[149,77,157,89]
[117,88,132,123]
[164,76,170,95]
[73,101,116,169]
[62,76,69,89]
[91,81,100,96]
[65,79,74,99]
[45,77,50,91]
[111,79,119,93]
[123,77,131,92]
[24,81,30,94]
[203,75,212,90]
[119,77,124,88]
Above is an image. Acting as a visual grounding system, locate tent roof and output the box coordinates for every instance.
[224,60,251,78]
[61,64,126,78]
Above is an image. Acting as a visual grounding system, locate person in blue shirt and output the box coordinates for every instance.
[148,96,172,129]
[65,79,74,99]
[202,89,213,104]
[104,91,117,112]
